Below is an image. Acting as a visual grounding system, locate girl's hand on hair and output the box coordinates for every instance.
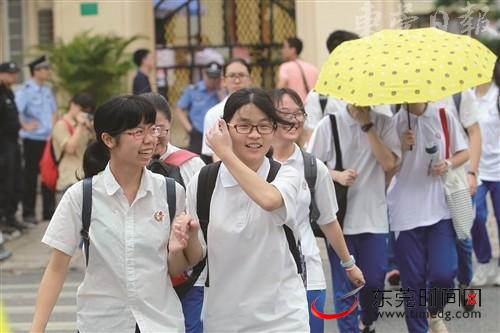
[206,119,232,160]
[168,214,190,253]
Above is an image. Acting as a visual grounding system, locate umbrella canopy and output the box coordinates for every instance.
[315,28,497,106]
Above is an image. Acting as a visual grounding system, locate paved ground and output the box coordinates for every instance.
[1,206,499,332]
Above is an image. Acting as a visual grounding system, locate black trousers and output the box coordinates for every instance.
[188,129,213,164]
[22,138,55,219]
[0,140,22,218]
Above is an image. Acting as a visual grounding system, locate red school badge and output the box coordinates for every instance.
[154,210,165,222]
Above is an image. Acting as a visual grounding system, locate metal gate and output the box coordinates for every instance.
[154,0,296,106]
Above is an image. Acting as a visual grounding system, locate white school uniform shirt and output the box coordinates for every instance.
[42,165,194,333]
[475,83,500,181]
[432,88,480,137]
[307,108,401,235]
[201,97,228,156]
[186,159,309,332]
[387,105,468,232]
[304,91,393,129]
[277,144,339,291]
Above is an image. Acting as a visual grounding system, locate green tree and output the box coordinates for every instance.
[38,31,142,106]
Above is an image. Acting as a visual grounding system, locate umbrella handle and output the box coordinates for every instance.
[407,110,413,151]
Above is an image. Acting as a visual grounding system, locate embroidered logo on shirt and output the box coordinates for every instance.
[154,210,165,222]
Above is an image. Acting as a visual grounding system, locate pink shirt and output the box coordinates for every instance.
[279,59,318,102]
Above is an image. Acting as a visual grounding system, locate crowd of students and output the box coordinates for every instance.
[24,33,500,333]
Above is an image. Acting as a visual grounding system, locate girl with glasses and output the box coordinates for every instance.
[270,88,365,333]
[141,92,206,333]
[188,88,309,332]
[31,95,205,333]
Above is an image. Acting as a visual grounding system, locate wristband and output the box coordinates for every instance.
[340,255,355,269]
[361,122,374,132]
[468,171,477,177]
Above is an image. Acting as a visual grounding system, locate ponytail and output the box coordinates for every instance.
[83,141,109,178]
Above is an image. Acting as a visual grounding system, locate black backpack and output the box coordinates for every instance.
[147,158,185,188]
[80,176,183,292]
[190,158,306,289]
[301,150,323,238]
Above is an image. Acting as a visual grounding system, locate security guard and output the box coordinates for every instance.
[15,55,57,224]
[174,62,223,163]
[0,61,25,242]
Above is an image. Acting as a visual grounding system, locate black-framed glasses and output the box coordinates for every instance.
[224,73,249,81]
[277,109,307,121]
[227,123,276,135]
[124,126,161,140]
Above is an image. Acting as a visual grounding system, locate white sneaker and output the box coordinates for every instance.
[493,267,500,287]
[471,263,493,286]
[428,316,448,333]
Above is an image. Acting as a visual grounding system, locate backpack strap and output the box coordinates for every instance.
[329,114,344,171]
[81,177,93,267]
[439,107,451,159]
[301,150,320,224]
[163,149,198,166]
[266,158,304,277]
[165,177,176,223]
[196,161,222,287]
[294,60,310,93]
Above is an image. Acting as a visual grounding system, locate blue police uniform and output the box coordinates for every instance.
[177,80,220,156]
[16,79,57,141]
[15,55,57,223]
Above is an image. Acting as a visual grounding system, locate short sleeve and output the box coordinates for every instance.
[378,114,402,160]
[314,161,338,225]
[269,164,300,227]
[174,182,186,217]
[185,171,200,221]
[42,181,83,256]
[304,91,322,129]
[202,108,219,156]
[177,86,193,110]
[50,91,57,113]
[15,89,27,115]
[307,116,334,163]
[447,111,468,154]
[459,89,479,129]
[278,63,289,81]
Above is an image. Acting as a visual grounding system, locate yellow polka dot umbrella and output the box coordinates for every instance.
[315,27,497,106]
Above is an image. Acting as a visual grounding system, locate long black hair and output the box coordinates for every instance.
[83,95,156,178]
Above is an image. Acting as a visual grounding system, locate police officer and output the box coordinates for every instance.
[15,55,57,224]
[0,61,24,248]
[175,62,223,163]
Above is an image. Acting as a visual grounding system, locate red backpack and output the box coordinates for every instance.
[40,118,74,191]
